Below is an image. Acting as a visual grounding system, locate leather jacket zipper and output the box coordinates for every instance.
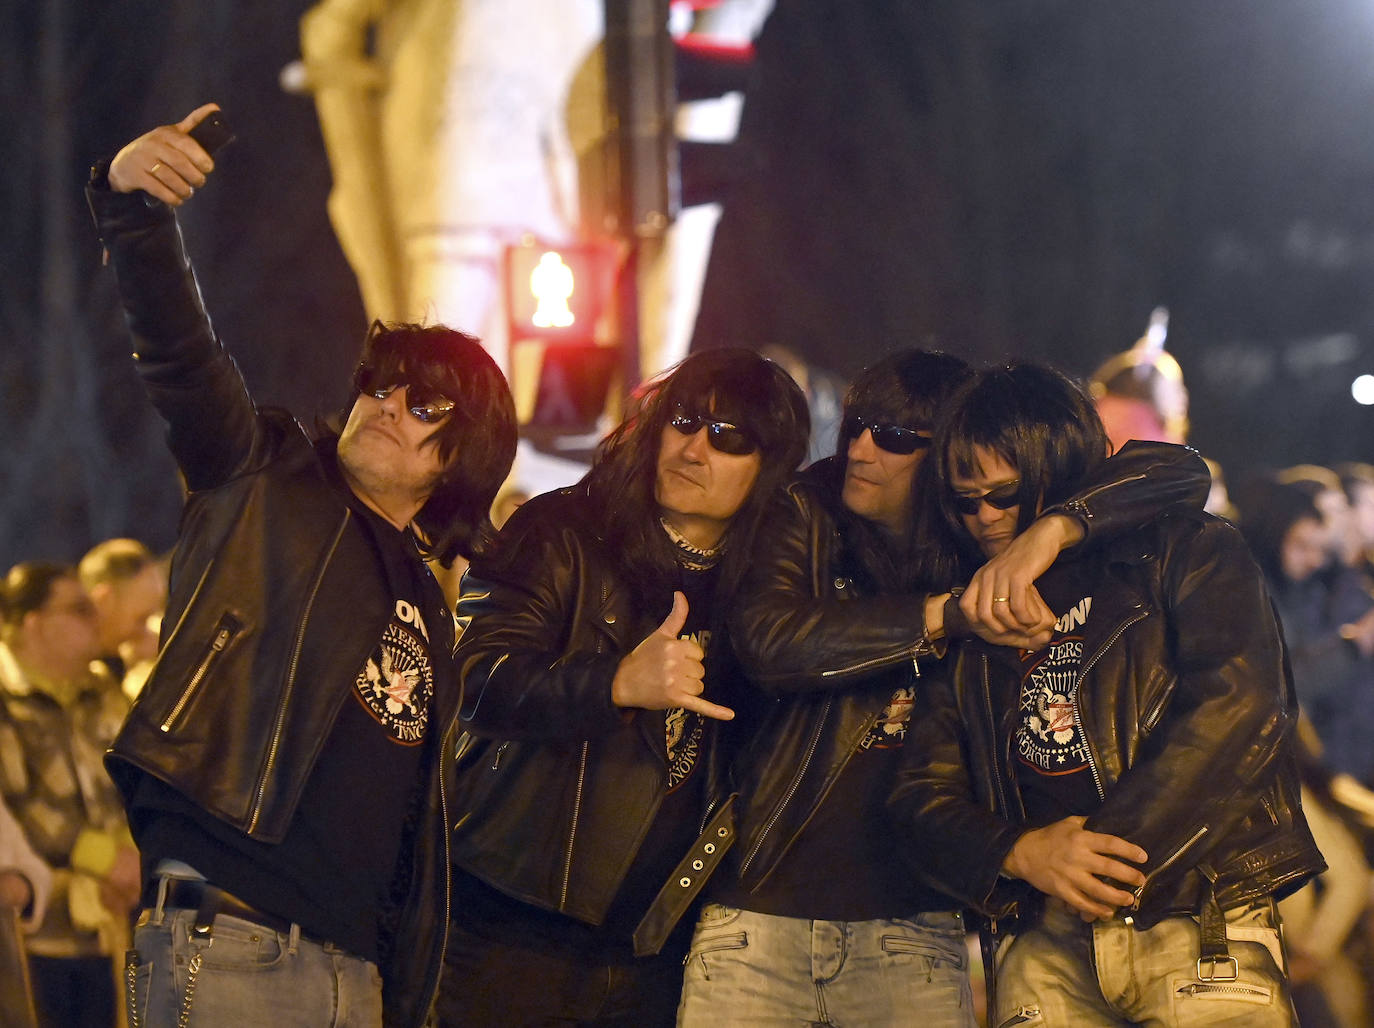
[739,695,831,878]
[700,793,721,835]
[1054,601,1210,914]
[1177,981,1270,1000]
[1072,609,1149,802]
[819,636,930,680]
[560,741,589,908]
[249,509,350,833]
[981,658,1018,818]
[489,741,509,771]
[1069,472,1147,510]
[160,614,241,732]
[416,713,458,1026]
[1133,824,1208,907]
[557,577,615,905]
[151,557,217,731]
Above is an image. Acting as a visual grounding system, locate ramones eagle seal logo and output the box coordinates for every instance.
[355,621,432,744]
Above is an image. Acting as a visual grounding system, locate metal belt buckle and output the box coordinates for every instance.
[1196,955,1239,982]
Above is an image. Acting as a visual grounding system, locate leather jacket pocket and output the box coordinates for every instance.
[159,612,244,733]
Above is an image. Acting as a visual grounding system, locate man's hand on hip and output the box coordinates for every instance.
[1002,815,1148,922]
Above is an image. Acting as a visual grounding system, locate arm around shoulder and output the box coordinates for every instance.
[1047,441,1210,547]
[731,482,938,692]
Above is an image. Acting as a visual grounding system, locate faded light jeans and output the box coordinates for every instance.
[677,904,976,1027]
[993,897,1296,1027]
[125,874,382,1028]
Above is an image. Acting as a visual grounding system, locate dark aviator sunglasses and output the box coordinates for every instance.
[842,413,932,455]
[353,364,457,424]
[952,480,1022,517]
[668,411,758,456]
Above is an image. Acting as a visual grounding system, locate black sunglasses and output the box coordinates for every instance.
[353,364,457,424]
[843,413,932,455]
[668,411,758,456]
[952,480,1022,516]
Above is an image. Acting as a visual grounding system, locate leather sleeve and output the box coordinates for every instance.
[1086,516,1296,909]
[1046,441,1211,545]
[729,482,937,694]
[455,493,631,741]
[886,665,1025,913]
[87,183,266,492]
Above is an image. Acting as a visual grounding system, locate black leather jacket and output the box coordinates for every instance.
[888,511,1325,927]
[728,443,1215,895]
[88,183,455,1028]
[451,486,735,928]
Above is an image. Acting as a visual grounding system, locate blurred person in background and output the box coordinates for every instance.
[1279,464,1374,643]
[1335,462,1374,586]
[0,790,52,935]
[1089,311,1188,451]
[78,538,167,688]
[1090,307,1237,520]
[1237,476,1374,787]
[0,562,138,1028]
[1281,719,1373,1028]
[1278,466,1355,566]
[0,791,53,1028]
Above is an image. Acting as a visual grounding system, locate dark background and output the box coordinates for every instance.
[6,0,1374,569]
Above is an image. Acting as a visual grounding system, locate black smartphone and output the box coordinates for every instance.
[189,111,236,156]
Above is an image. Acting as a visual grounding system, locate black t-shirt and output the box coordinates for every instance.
[711,674,954,921]
[1001,558,1102,826]
[133,499,448,963]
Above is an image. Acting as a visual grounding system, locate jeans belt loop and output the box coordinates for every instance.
[151,874,171,927]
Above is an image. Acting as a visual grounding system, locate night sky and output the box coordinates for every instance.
[5,0,1374,567]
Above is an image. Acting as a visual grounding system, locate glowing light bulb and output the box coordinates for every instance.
[530,252,575,329]
[1352,375,1374,406]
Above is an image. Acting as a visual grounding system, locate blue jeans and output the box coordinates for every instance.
[677,904,976,1027]
[994,898,1296,1027]
[125,879,382,1028]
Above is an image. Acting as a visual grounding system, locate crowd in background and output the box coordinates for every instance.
[0,540,166,1026]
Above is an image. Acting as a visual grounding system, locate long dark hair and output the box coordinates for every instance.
[919,362,1109,587]
[338,321,518,567]
[584,347,810,607]
[828,350,971,592]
